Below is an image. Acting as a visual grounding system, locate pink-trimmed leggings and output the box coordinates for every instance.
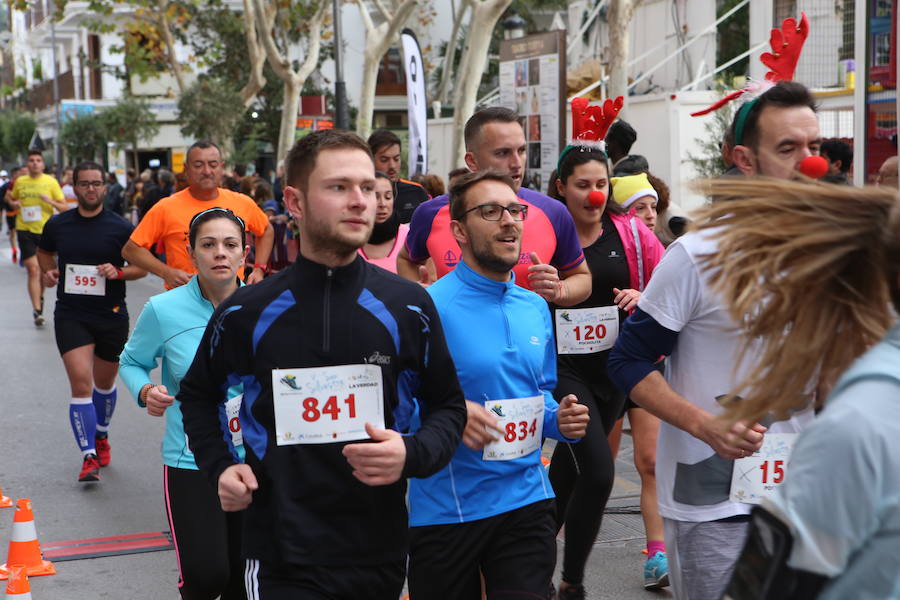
[164,465,246,600]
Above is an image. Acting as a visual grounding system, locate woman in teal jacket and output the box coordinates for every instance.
[120,208,248,600]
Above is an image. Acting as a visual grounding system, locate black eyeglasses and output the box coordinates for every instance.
[462,203,528,222]
[75,181,105,189]
[189,207,246,230]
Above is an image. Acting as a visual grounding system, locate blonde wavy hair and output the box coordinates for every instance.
[692,177,900,425]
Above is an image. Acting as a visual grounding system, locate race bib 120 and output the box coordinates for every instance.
[482,395,544,461]
[272,364,384,445]
[64,264,106,296]
[729,433,798,504]
[555,306,619,354]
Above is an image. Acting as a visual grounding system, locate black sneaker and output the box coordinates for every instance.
[33,309,44,327]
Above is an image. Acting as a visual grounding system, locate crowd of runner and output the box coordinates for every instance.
[1,71,899,600]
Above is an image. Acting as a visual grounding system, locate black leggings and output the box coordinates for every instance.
[549,370,625,585]
[164,465,246,600]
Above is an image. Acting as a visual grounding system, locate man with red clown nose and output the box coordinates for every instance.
[609,12,821,600]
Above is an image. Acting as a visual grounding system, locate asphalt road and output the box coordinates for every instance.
[0,234,670,599]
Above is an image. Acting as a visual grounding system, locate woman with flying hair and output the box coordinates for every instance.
[691,177,900,599]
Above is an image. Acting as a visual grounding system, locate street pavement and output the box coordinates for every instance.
[0,234,671,599]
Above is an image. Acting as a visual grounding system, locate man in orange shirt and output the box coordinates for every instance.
[122,141,274,288]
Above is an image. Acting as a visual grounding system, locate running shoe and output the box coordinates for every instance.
[10,248,16,263]
[644,551,670,590]
[557,583,585,600]
[95,436,111,467]
[33,309,44,327]
[78,454,101,482]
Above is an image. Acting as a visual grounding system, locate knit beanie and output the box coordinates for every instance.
[611,173,658,209]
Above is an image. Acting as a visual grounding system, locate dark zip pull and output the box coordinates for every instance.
[323,268,333,353]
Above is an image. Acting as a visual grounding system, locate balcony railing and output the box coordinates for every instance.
[24,70,74,111]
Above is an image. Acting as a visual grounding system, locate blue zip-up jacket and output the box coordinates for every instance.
[408,260,573,526]
[119,276,245,469]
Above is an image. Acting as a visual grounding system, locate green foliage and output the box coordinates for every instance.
[102,96,160,151]
[229,137,261,167]
[58,0,195,85]
[0,112,36,159]
[176,77,246,146]
[32,60,42,82]
[686,85,736,180]
[176,0,247,87]
[717,0,750,83]
[59,112,108,163]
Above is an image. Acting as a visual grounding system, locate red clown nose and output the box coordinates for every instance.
[588,190,606,206]
[798,155,828,179]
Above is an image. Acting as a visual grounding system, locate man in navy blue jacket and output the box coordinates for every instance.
[179,130,466,600]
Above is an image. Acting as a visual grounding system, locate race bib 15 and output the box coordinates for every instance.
[729,433,798,504]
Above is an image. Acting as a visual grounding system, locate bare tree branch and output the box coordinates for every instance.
[356,0,418,137]
[437,0,469,105]
[239,0,267,107]
[355,0,376,33]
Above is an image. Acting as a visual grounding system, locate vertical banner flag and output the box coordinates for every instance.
[401,28,427,176]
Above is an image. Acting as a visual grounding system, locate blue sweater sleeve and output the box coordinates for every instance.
[608,307,679,395]
[119,301,163,404]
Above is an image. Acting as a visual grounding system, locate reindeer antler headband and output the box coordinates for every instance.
[557,96,624,174]
[692,12,810,145]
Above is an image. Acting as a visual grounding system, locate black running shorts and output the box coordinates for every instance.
[408,499,557,600]
[17,230,40,261]
[54,317,129,362]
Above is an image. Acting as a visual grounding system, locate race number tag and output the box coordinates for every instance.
[64,264,106,296]
[21,205,42,223]
[554,306,619,354]
[482,396,544,461]
[729,433,798,504]
[272,364,384,445]
[225,394,243,446]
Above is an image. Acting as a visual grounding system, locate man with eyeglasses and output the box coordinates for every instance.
[37,161,147,482]
[398,107,592,305]
[406,169,590,600]
[122,140,273,289]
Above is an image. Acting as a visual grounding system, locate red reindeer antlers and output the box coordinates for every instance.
[760,12,810,82]
[572,96,624,143]
[691,12,809,117]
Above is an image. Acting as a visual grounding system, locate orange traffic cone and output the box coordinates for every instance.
[0,490,11,509]
[4,565,32,599]
[0,500,54,580]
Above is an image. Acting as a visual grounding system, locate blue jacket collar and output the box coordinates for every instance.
[185,273,244,306]
[455,259,516,298]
